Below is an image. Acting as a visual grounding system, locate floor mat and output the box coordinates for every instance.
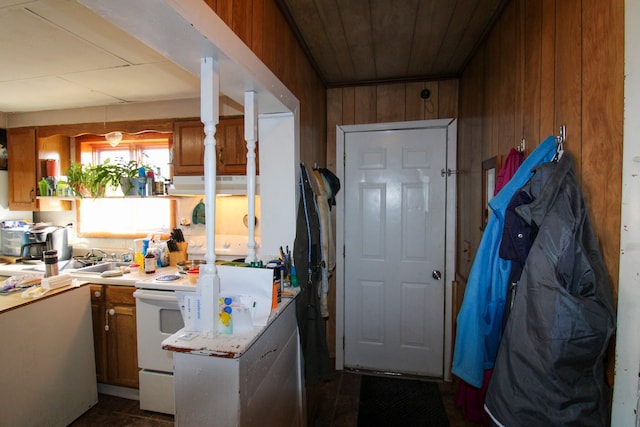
[357,375,450,427]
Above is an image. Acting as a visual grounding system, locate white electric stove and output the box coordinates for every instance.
[133,234,259,414]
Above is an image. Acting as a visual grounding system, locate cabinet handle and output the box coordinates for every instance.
[218,147,224,165]
[94,291,101,298]
[105,308,115,331]
[30,188,35,202]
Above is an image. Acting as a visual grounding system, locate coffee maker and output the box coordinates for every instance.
[19,225,72,262]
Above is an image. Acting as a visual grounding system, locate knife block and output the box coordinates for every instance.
[170,242,188,266]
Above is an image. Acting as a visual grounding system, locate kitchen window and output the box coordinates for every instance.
[74,133,175,237]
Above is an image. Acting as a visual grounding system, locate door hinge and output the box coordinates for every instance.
[441,168,459,177]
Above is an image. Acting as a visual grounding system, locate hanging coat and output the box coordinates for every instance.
[293,163,332,385]
[485,153,616,426]
[452,136,557,387]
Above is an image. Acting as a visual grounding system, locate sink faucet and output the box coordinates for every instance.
[120,248,134,263]
[86,248,109,260]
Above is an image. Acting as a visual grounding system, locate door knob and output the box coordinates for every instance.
[432,270,442,280]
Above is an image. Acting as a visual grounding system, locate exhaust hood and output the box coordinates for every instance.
[168,175,259,196]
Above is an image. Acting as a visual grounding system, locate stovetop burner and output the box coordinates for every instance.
[154,274,181,282]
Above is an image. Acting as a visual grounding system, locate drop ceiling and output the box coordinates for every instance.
[0,0,505,114]
[0,0,200,113]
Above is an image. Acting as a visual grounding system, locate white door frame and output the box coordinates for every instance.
[335,119,457,381]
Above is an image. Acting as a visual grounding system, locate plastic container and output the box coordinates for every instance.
[129,263,140,273]
[187,268,199,284]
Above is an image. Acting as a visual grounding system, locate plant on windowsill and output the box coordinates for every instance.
[65,162,89,198]
[117,159,154,196]
[66,158,155,198]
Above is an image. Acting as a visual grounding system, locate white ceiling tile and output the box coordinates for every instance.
[62,62,199,103]
[0,6,127,81]
[27,0,168,65]
[0,76,121,112]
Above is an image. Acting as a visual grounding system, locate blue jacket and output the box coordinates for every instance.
[451,136,557,387]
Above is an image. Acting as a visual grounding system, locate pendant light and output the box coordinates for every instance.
[105,131,123,147]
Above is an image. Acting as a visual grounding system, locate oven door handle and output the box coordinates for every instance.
[133,290,178,302]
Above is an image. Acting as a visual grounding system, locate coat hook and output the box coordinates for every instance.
[517,138,526,153]
[556,124,566,148]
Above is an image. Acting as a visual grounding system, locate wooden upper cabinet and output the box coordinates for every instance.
[7,127,37,210]
[7,128,71,211]
[173,119,206,175]
[173,117,258,176]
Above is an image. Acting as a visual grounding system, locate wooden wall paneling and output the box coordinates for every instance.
[539,0,556,139]
[581,0,624,300]
[260,1,279,74]
[341,87,355,126]
[405,81,427,121]
[554,0,582,180]
[376,83,406,123]
[498,0,517,154]
[216,0,233,24]
[326,88,342,171]
[425,81,440,120]
[522,0,543,150]
[250,0,264,57]
[437,79,457,118]
[470,52,485,258]
[486,27,501,161]
[232,0,252,45]
[514,0,525,144]
[354,86,377,124]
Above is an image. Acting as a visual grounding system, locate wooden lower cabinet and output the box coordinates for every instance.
[90,284,139,388]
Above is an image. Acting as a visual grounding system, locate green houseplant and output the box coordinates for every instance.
[65,158,155,198]
[65,162,88,197]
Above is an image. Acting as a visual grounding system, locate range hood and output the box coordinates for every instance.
[167,175,259,196]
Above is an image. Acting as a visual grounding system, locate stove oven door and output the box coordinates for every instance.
[134,289,184,414]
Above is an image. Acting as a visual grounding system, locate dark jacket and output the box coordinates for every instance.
[485,153,616,426]
[293,163,332,385]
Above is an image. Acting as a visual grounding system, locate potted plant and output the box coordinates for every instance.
[116,158,154,196]
[65,162,89,197]
[83,159,124,198]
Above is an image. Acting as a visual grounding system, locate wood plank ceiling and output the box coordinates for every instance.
[277,0,507,87]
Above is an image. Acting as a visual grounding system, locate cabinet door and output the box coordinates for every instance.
[217,117,254,175]
[173,117,258,176]
[7,127,37,210]
[105,286,139,388]
[173,119,205,175]
[90,284,107,383]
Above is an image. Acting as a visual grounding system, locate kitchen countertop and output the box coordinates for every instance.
[0,279,88,314]
[0,262,182,313]
[162,287,299,358]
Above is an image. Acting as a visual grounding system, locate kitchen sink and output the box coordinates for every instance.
[72,261,130,274]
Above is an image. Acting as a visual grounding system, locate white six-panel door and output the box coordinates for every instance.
[337,120,455,378]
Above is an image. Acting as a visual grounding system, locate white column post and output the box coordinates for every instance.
[244,91,258,263]
[197,56,220,337]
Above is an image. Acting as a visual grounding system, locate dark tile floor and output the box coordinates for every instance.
[71,372,483,426]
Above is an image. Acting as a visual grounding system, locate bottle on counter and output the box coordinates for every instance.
[266,260,282,308]
[146,170,154,197]
[144,251,156,274]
